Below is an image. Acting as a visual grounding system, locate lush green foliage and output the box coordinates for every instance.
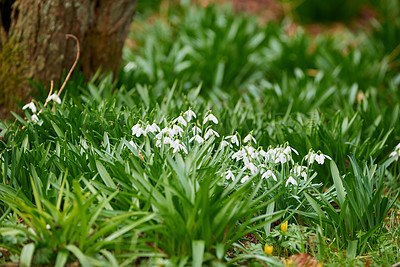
[1,1,400,266]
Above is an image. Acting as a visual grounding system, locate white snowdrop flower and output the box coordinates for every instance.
[203,113,219,125]
[172,125,184,136]
[232,149,245,161]
[221,140,231,148]
[262,170,277,181]
[204,128,219,140]
[189,134,204,144]
[243,162,258,175]
[23,102,37,113]
[132,124,143,137]
[47,94,61,104]
[192,126,202,135]
[292,166,308,180]
[275,152,288,164]
[305,152,317,164]
[31,114,39,123]
[162,127,175,138]
[306,151,331,165]
[244,146,258,159]
[170,140,188,154]
[225,135,239,146]
[145,124,158,134]
[284,146,299,155]
[151,123,160,132]
[285,176,298,187]
[46,224,51,230]
[184,109,197,122]
[315,153,332,165]
[259,149,268,158]
[240,175,250,183]
[155,132,163,140]
[243,155,250,167]
[163,136,173,145]
[128,140,137,149]
[243,133,256,144]
[173,116,187,127]
[389,143,400,159]
[225,170,235,181]
[156,139,162,147]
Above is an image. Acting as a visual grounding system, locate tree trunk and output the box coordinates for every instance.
[0,0,136,119]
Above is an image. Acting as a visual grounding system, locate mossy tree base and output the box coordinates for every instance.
[0,0,136,120]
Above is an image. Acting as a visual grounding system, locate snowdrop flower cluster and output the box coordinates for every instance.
[230,143,301,186]
[305,151,332,165]
[130,109,221,156]
[22,102,39,123]
[132,122,160,137]
[259,145,299,164]
[389,143,400,160]
[226,139,332,188]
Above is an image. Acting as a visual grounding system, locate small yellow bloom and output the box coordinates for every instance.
[317,263,324,267]
[283,259,294,267]
[281,221,288,232]
[264,244,273,255]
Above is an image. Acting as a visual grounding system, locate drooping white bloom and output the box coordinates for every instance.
[170,140,188,154]
[243,133,256,144]
[221,140,231,148]
[163,137,172,145]
[150,123,160,132]
[262,170,277,181]
[305,151,331,165]
[244,146,258,159]
[145,123,159,134]
[232,150,245,161]
[259,149,268,158]
[203,113,219,125]
[47,94,62,104]
[243,162,258,175]
[183,109,197,122]
[225,135,239,146]
[31,114,39,123]
[225,170,235,181]
[240,175,250,183]
[315,153,332,165]
[173,116,187,127]
[285,176,298,187]
[172,125,184,136]
[283,146,299,156]
[129,140,138,149]
[192,126,202,135]
[204,128,219,140]
[132,124,144,137]
[389,143,400,159]
[291,166,308,180]
[275,152,288,164]
[23,102,37,113]
[305,152,317,164]
[189,134,204,144]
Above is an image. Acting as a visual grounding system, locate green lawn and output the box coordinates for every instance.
[1,1,400,266]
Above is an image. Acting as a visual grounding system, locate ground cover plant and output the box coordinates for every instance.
[1,0,400,266]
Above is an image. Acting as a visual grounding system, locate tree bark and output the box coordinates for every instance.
[0,0,136,119]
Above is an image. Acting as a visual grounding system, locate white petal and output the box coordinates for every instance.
[285,176,298,187]
[240,175,250,183]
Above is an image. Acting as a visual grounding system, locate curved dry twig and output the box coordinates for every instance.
[57,34,80,98]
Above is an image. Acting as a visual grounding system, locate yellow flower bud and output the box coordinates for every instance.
[281,221,288,232]
[264,244,273,255]
[283,259,294,267]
